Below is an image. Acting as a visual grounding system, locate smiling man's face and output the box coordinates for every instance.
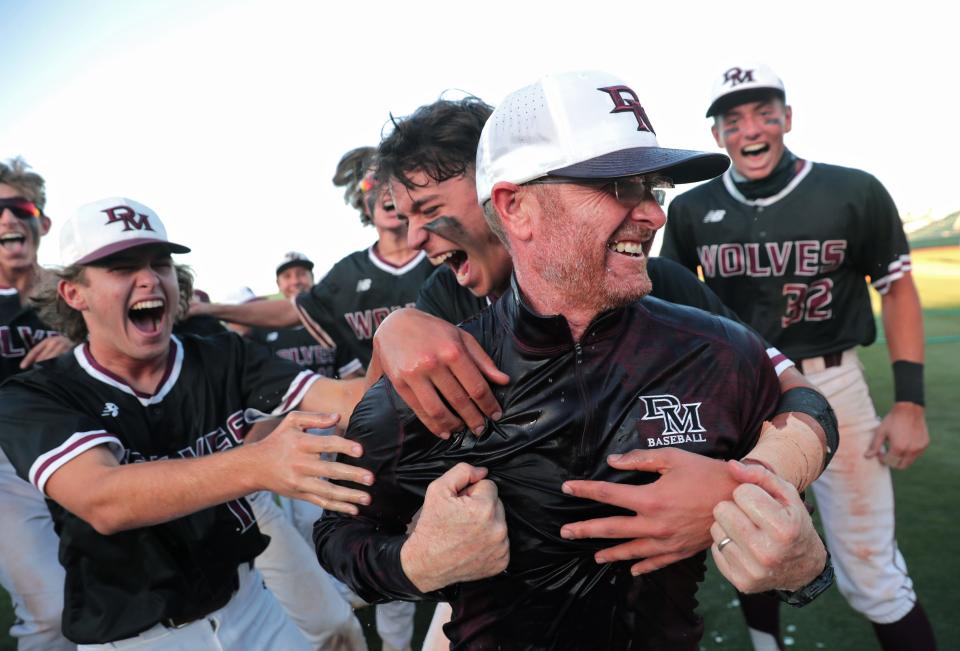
[391,170,513,298]
[0,183,49,276]
[712,97,792,180]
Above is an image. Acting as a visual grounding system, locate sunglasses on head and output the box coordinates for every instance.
[0,197,42,220]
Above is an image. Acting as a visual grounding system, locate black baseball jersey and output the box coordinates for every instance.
[416,260,792,374]
[316,287,781,650]
[295,247,433,376]
[0,332,320,644]
[415,265,490,324]
[0,288,61,382]
[661,161,911,361]
[251,325,337,377]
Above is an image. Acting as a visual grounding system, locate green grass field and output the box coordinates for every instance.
[2,251,957,650]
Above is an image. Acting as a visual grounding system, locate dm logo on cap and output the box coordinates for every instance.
[597,85,656,133]
[722,67,756,88]
[102,205,155,233]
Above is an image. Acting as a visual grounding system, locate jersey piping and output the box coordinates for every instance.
[366,247,428,276]
[293,297,337,348]
[872,253,912,295]
[243,369,320,422]
[29,430,124,494]
[74,337,184,406]
[722,159,814,207]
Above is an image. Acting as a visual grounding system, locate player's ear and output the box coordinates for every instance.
[58,278,88,311]
[711,122,723,148]
[490,182,532,244]
[783,104,793,134]
[39,214,52,236]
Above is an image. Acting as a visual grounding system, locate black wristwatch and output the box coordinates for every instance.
[775,551,834,607]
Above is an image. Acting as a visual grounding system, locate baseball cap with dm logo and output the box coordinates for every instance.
[705,63,786,118]
[59,197,190,266]
[475,70,730,203]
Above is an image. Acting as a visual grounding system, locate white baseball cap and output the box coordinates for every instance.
[276,251,315,276]
[225,286,258,304]
[60,197,190,266]
[705,63,785,118]
[475,70,729,203]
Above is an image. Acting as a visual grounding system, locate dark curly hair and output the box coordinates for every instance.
[377,96,493,189]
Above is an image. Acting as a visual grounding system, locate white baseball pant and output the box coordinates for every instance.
[804,349,918,623]
[76,565,309,650]
[0,450,74,651]
[249,491,367,650]
[279,493,414,651]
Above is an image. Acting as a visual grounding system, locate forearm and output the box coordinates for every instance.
[315,513,437,602]
[300,377,367,430]
[882,274,924,364]
[50,445,264,535]
[199,298,300,328]
[742,369,837,492]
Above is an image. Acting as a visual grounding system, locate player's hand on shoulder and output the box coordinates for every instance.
[374,308,509,440]
[560,447,737,575]
[710,460,826,593]
[252,410,373,514]
[400,462,509,592]
[20,335,73,369]
[866,402,929,470]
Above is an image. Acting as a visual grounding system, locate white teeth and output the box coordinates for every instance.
[131,299,164,311]
[743,143,767,153]
[610,241,644,255]
[0,233,25,242]
[429,251,455,265]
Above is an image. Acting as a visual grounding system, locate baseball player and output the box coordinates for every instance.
[0,158,74,650]
[0,196,372,649]
[660,63,935,650]
[250,252,337,377]
[192,147,434,378]
[316,71,831,651]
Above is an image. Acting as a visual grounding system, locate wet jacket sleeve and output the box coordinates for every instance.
[313,379,448,603]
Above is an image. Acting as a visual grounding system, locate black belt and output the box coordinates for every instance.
[798,352,843,374]
[162,561,253,628]
[163,587,233,628]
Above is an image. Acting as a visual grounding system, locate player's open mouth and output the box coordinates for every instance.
[431,249,468,273]
[608,240,646,257]
[0,233,26,249]
[128,299,166,334]
[742,143,770,157]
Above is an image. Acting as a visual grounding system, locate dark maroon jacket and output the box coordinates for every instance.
[316,280,780,650]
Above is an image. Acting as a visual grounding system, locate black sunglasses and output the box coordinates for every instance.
[0,197,43,220]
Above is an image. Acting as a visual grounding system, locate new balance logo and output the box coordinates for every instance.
[639,394,707,447]
[703,209,726,223]
[356,279,372,292]
[101,403,119,417]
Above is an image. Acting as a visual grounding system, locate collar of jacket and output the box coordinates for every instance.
[499,274,630,357]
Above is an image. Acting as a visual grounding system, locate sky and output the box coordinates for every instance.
[1,0,956,300]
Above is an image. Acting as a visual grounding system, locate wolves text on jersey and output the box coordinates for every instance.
[697,239,847,279]
[0,326,60,358]
[344,302,416,340]
[118,409,256,531]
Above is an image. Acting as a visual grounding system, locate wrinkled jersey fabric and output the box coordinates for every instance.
[316,283,780,650]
